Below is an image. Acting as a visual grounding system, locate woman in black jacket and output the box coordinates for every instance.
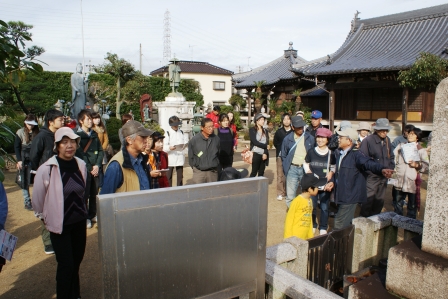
[273,113,292,200]
[249,113,269,177]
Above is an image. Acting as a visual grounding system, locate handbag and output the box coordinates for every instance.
[241,145,253,164]
[15,170,25,189]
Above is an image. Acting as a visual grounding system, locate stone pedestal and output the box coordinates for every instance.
[154,95,195,137]
[385,77,448,299]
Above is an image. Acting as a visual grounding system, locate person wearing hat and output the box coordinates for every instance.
[74,109,104,229]
[30,108,65,255]
[14,114,39,211]
[273,113,293,201]
[357,121,371,144]
[306,110,323,138]
[249,113,270,177]
[32,127,88,299]
[281,116,315,208]
[100,120,154,194]
[333,128,394,229]
[205,105,221,129]
[147,131,169,189]
[304,128,335,235]
[359,118,395,217]
[188,117,221,184]
[284,173,320,240]
[164,115,189,187]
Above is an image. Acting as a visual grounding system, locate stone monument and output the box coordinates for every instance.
[154,57,195,135]
[71,63,88,120]
[385,77,448,299]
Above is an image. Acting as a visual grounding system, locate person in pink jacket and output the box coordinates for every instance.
[32,127,87,299]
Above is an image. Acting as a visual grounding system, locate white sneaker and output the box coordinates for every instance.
[86,219,92,229]
[313,228,316,234]
[320,229,327,235]
[91,216,97,223]
[277,195,283,201]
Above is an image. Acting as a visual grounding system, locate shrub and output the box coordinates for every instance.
[104,117,122,151]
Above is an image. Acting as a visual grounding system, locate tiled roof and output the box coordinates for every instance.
[294,4,448,76]
[150,61,233,76]
[300,85,328,97]
[233,45,308,89]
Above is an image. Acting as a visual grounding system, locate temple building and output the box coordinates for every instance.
[293,4,448,130]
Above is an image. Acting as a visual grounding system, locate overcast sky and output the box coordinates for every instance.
[2,0,447,75]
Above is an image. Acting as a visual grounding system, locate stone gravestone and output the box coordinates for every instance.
[421,77,448,258]
[385,77,448,299]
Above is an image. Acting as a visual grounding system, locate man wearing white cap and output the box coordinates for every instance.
[332,128,394,229]
[359,118,395,217]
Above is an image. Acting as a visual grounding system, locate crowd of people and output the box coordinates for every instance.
[7,106,430,298]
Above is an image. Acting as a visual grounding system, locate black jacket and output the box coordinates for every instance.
[273,127,293,157]
[359,133,395,175]
[249,127,270,166]
[74,128,104,172]
[30,127,56,170]
[188,132,220,170]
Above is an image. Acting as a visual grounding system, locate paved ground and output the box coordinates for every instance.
[0,143,428,298]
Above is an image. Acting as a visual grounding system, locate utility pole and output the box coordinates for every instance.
[247,57,251,71]
[140,44,142,73]
[189,45,196,61]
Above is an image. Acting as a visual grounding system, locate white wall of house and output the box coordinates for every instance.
[181,73,232,109]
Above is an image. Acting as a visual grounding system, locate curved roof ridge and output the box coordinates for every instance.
[232,55,285,81]
[358,3,448,28]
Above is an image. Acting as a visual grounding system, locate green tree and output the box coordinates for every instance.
[0,20,45,114]
[228,94,245,110]
[398,52,448,90]
[94,52,136,118]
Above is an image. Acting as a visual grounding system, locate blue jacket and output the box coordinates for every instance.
[334,146,385,205]
[0,182,7,231]
[280,132,315,175]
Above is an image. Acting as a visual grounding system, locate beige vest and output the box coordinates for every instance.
[106,151,140,193]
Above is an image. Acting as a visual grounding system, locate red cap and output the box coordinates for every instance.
[316,128,332,138]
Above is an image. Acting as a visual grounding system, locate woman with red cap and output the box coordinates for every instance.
[304,127,335,235]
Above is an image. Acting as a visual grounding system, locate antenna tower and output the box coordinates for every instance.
[163,10,171,65]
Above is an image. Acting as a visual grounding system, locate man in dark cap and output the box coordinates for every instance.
[205,105,221,128]
[281,116,315,208]
[100,120,154,194]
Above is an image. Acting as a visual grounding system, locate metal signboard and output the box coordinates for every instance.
[97,177,268,299]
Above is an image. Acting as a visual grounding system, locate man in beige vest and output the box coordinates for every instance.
[100,121,154,194]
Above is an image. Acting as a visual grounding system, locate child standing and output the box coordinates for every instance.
[284,174,320,240]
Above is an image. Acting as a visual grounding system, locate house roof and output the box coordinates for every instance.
[294,4,448,76]
[300,85,328,97]
[150,61,233,76]
[232,43,308,89]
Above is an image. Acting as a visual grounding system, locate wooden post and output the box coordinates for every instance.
[402,88,408,133]
[329,90,335,130]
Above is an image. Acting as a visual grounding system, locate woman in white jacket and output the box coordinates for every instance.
[163,116,189,186]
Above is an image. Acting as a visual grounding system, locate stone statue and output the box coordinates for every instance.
[168,58,181,93]
[71,63,88,120]
[139,94,152,121]
[143,104,150,121]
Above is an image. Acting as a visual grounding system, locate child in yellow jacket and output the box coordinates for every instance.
[284,173,320,240]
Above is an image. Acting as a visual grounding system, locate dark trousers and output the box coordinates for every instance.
[312,191,331,230]
[334,203,357,230]
[84,173,98,220]
[50,220,86,299]
[167,166,183,187]
[250,152,266,177]
[392,187,417,219]
[361,175,387,217]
